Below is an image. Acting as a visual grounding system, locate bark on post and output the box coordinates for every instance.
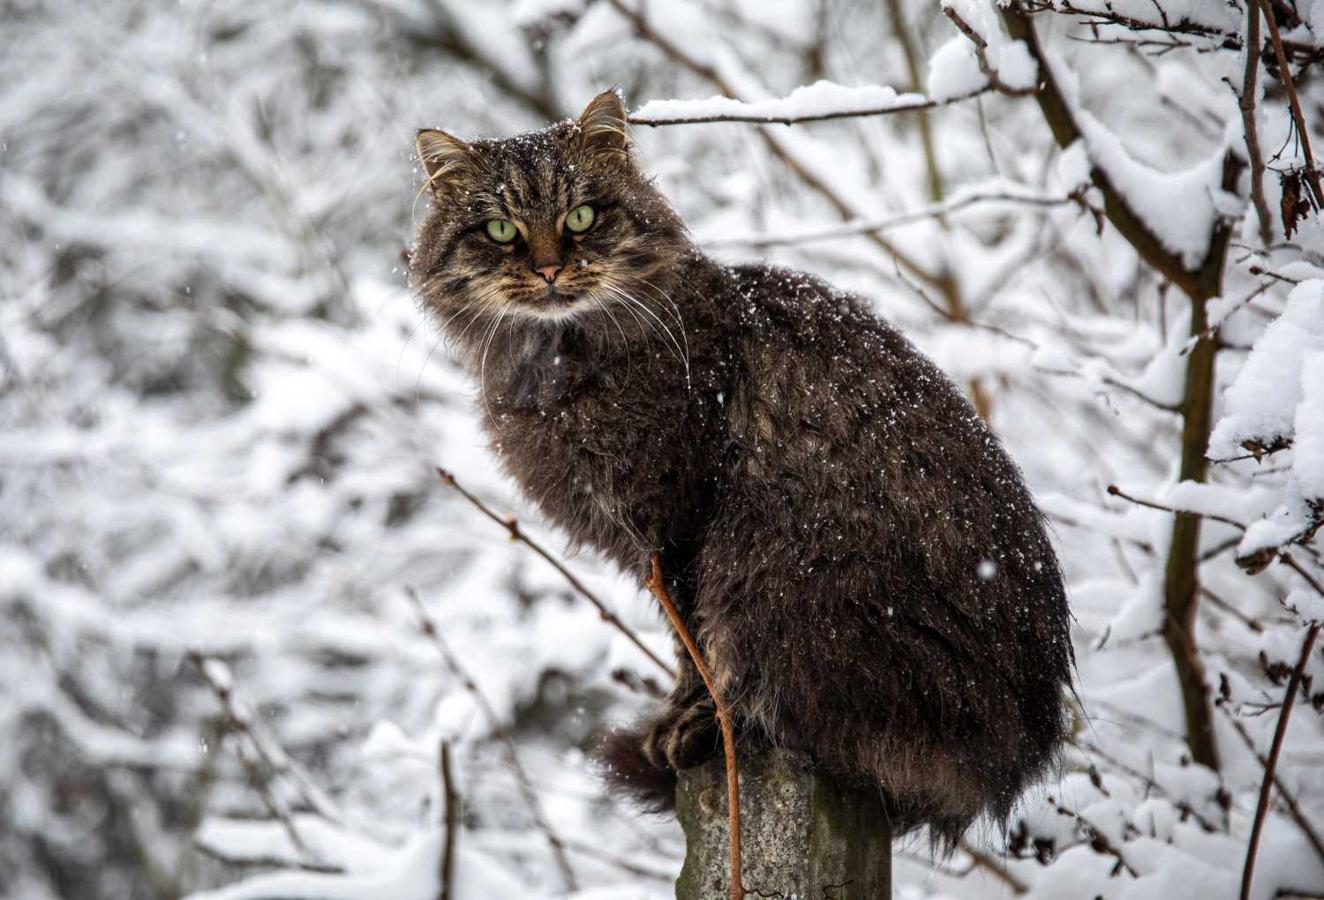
[675,749,892,899]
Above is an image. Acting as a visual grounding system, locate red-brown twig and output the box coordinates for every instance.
[406,589,578,892]
[1222,708,1324,865]
[645,554,744,900]
[438,740,458,900]
[436,467,674,678]
[1240,622,1322,900]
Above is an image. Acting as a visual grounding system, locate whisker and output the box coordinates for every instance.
[601,278,689,380]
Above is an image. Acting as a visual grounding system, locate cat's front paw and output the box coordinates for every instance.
[642,699,721,772]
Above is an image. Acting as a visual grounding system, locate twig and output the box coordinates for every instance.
[189,652,312,860]
[438,740,458,900]
[958,840,1030,894]
[1223,709,1324,866]
[1106,484,1246,530]
[405,589,578,892]
[943,6,1035,95]
[436,467,674,677]
[703,188,1076,248]
[561,839,675,880]
[1236,3,1273,246]
[645,554,744,900]
[1077,740,1221,831]
[884,0,946,203]
[1254,0,1324,207]
[1052,799,1138,877]
[1240,622,1322,900]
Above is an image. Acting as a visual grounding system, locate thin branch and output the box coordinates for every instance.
[1053,799,1139,877]
[1106,484,1246,530]
[958,840,1030,894]
[190,653,312,861]
[1078,740,1221,832]
[1240,622,1323,900]
[645,554,744,900]
[627,86,990,126]
[703,188,1077,248]
[405,589,578,892]
[943,6,1035,95]
[438,740,458,900]
[436,467,674,677]
[883,0,946,203]
[1223,708,1324,866]
[1200,586,1264,633]
[561,839,675,881]
[1236,2,1273,246]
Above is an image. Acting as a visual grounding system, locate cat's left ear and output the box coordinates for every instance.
[416,129,475,198]
[577,90,631,156]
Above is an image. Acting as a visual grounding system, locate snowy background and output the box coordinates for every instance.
[3,0,1324,898]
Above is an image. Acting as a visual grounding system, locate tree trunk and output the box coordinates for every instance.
[675,749,892,899]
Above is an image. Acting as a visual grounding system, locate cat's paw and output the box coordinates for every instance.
[641,700,721,772]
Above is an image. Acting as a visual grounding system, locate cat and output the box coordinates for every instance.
[409,91,1073,844]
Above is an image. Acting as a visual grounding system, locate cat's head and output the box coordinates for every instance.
[409,91,688,341]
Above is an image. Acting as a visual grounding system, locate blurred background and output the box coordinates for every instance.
[3,0,1323,897]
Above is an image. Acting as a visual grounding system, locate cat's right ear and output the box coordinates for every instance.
[416,129,474,199]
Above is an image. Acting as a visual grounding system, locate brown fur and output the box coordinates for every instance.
[409,92,1074,845]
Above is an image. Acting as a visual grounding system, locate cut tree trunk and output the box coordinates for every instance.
[675,749,892,899]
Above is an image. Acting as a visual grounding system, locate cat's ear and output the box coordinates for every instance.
[416,129,475,198]
[577,90,631,157]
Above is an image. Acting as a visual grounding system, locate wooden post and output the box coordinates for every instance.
[675,749,892,899]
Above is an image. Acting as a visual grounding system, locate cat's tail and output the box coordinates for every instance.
[592,723,677,812]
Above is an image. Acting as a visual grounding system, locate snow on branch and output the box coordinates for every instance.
[628,80,989,126]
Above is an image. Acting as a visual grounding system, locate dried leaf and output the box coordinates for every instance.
[1280,170,1312,239]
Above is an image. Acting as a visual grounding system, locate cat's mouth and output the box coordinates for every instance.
[504,284,585,321]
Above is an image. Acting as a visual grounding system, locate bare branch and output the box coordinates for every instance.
[958,840,1030,894]
[1223,708,1324,867]
[438,740,458,900]
[1240,623,1323,900]
[1236,4,1274,246]
[405,589,578,892]
[436,467,674,677]
[704,187,1078,248]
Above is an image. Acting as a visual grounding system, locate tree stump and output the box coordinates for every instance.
[675,749,892,899]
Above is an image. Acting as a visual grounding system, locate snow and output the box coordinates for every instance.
[187,831,529,900]
[1292,351,1324,499]
[632,81,936,123]
[1210,279,1324,459]
[1073,108,1229,270]
[4,1,1323,899]
[927,38,987,102]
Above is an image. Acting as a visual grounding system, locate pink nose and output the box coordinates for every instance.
[535,264,562,283]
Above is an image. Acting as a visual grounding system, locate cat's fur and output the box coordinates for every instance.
[409,91,1073,844]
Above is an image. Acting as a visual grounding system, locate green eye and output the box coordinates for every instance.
[565,204,596,234]
[486,219,516,243]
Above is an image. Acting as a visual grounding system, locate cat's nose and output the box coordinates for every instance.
[534,263,563,283]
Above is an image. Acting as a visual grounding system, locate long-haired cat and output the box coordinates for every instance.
[409,91,1073,844]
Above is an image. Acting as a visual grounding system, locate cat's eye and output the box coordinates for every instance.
[486,219,517,243]
[565,205,596,234]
